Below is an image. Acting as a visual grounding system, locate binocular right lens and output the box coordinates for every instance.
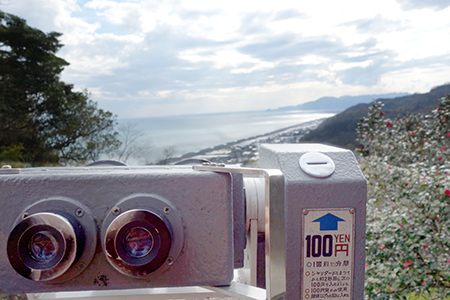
[123,227,154,258]
[104,209,172,277]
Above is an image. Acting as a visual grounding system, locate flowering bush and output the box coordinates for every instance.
[358,95,450,299]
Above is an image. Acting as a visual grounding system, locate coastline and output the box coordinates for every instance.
[166,118,326,166]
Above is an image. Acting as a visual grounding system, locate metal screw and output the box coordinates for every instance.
[349,208,355,214]
[163,207,170,214]
[303,209,309,215]
[112,207,121,216]
[77,261,86,270]
[22,212,29,219]
[167,257,174,265]
[75,208,84,217]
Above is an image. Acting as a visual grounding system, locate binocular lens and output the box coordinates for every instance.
[29,231,60,262]
[104,209,172,277]
[7,212,78,281]
[124,227,154,258]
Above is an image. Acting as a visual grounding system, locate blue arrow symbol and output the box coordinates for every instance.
[312,213,345,231]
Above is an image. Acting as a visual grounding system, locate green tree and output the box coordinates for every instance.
[0,11,120,165]
[358,95,450,299]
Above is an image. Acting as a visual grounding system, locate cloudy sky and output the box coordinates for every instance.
[2,0,450,118]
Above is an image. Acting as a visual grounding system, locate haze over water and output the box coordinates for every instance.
[118,110,335,163]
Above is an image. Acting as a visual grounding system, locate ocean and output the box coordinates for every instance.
[117,110,335,164]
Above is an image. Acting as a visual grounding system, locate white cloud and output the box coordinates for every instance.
[2,0,450,118]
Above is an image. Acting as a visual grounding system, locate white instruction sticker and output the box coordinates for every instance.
[301,208,355,300]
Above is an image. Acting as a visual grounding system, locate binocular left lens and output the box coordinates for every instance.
[7,212,78,281]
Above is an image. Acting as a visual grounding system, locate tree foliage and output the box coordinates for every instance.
[358,95,450,299]
[0,11,120,165]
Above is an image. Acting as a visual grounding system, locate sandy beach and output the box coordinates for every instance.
[168,118,326,167]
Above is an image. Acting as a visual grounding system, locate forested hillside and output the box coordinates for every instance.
[300,83,450,148]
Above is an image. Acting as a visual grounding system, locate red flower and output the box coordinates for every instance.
[447,258,450,263]
[438,107,442,112]
[442,146,446,151]
[399,224,404,228]
[446,189,450,196]
[447,132,450,138]
[370,137,373,141]
[444,118,447,121]
[410,132,415,136]
[403,260,412,268]
[423,245,428,249]
[387,122,392,128]
[378,244,385,249]
[388,165,391,169]
[392,206,395,209]
[405,181,410,186]
[438,157,443,161]
[359,146,363,150]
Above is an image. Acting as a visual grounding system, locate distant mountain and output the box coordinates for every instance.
[269,93,410,112]
[300,83,450,149]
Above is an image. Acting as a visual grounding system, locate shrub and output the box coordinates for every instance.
[358,95,450,299]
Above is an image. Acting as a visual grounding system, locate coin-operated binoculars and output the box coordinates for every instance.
[0,144,366,300]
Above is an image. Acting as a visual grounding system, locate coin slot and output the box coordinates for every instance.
[299,152,335,178]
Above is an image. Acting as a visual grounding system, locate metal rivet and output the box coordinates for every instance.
[22,212,29,219]
[75,208,84,217]
[163,207,170,214]
[167,257,174,265]
[303,209,309,215]
[349,208,355,214]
